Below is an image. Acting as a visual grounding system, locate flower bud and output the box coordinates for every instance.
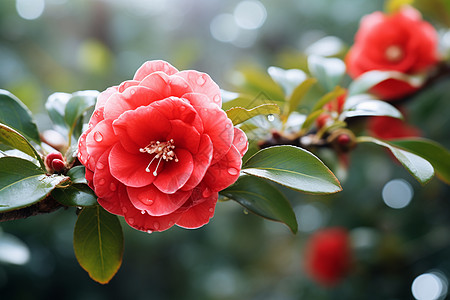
[45,152,66,173]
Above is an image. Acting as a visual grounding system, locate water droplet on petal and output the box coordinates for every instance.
[79,136,84,142]
[180,105,186,111]
[98,178,106,185]
[213,94,221,103]
[96,162,104,170]
[226,124,231,129]
[239,136,244,142]
[122,207,128,213]
[138,193,154,206]
[153,222,160,230]
[168,221,174,226]
[94,131,103,142]
[203,108,208,112]
[94,111,101,118]
[109,183,117,191]
[141,210,146,214]
[147,230,153,234]
[228,168,239,176]
[202,187,212,198]
[209,207,214,213]
[196,75,207,86]
[128,217,135,225]
[130,89,136,95]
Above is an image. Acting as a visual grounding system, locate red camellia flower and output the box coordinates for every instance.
[304,227,352,287]
[368,116,422,140]
[78,60,248,232]
[346,6,439,100]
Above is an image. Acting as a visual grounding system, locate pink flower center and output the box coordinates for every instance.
[139,139,179,176]
[385,45,403,62]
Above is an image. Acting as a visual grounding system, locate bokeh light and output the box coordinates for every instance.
[411,272,448,300]
[233,0,267,30]
[16,0,45,20]
[382,179,414,209]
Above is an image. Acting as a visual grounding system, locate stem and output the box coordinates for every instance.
[0,196,65,222]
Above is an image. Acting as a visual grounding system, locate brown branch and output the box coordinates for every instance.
[0,196,66,222]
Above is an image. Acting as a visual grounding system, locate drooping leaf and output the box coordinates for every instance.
[267,66,307,98]
[390,138,450,185]
[0,89,40,144]
[221,175,298,233]
[52,184,97,207]
[67,165,88,184]
[347,70,425,97]
[340,100,403,120]
[0,123,45,170]
[287,78,317,115]
[357,136,434,185]
[74,206,123,284]
[226,104,280,125]
[242,145,342,194]
[0,157,69,212]
[308,55,346,92]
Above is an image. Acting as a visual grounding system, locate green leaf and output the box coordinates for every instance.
[242,145,342,194]
[67,165,87,184]
[222,94,279,111]
[64,90,98,142]
[236,67,285,102]
[0,157,69,212]
[287,78,317,115]
[347,70,425,97]
[310,86,346,112]
[0,123,45,170]
[340,99,403,120]
[357,136,434,185]
[390,138,450,185]
[221,175,298,233]
[308,55,346,92]
[226,104,280,125]
[0,89,41,144]
[267,66,307,98]
[74,206,123,284]
[52,184,97,207]
[301,109,324,132]
[46,92,71,134]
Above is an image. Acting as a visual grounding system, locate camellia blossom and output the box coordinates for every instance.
[346,6,439,100]
[304,227,352,287]
[78,60,248,232]
[368,116,422,140]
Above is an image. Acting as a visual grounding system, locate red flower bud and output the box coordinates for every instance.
[316,113,332,129]
[45,152,66,173]
[304,227,352,287]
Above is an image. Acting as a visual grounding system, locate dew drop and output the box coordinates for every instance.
[209,207,214,213]
[226,123,231,129]
[79,136,84,142]
[168,221,174,226]
[94,131,103,142]
[98,178,106,185]
[153,222,160,230]
[96,162,104,170]
[239,136,244,142]
[196,75,207,86]
[130,89,136,95]
[202,188,212,198]
[203,108,208,112]
[243,209,249,215]
[267,114,275,122]
[94,111,101,118]
[141,210,146,214]
[228,168,239,176]
[109,182,117,191]
[147,230,153,234]
[213,94,221,103]
[138,193,154,206]
[122,207,128,213]
[180,105,186,111]
[128,217,135,225]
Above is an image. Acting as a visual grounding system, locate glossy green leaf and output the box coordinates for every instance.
[237,67,285,102]
[243,145,342,194]
[74,206,123,284]
[0,89,40,144]
[52,184,97,207]
[222,94,279,111]
[226,104,280,125]
[267,66,307,98]
[347,70,425,97]
[308,55,346,92]
[287,78,317,115]
[357,136,434,185]
[67,165,88,184]
[46,92,71,134]
[340,100,402,120]
[390,138,450,185]
[301,109,324,131]
[64,90,98,141]
[311,86,346,112]
[0,123,45,170]
[221,175,298,233]
[0,157,69,212]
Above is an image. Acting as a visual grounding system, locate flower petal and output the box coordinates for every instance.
[139,72,193,99]
[118,80,139,93]
[127,184,192,216]
[93,148,121,200]
[176,192,217,229]
[182,134,213,191]
[95,86,118,110]
[177,70,222,106]
[133,60,179,81]
[232,127,248,157]
[86,119,117,162]
[109,142,156,188]
[167,119,201,153]
[203,144,242,192]
[153,148,194,193]
[104,86,163,122]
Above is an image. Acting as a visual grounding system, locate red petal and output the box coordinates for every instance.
[176,192,217,229]
[177,70,222,107]
[203,145,242,192]
[109,143,156,188]
[167,119,201,153]
[182,134,213,191]
[93,149,122,199]
[127,184,192,216]
[139,72,193,99]
[104,86,163,122]
[95,86,118,110]
[118,80,139,93]
[153,148,194,193]
[133,60,179,81]
[112,105,172,152]
[232,127,248,157]
[85,119,117,162]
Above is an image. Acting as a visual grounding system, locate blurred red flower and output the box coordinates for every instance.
[346,6,439,100]
[78,60,248,233]
[368,116,422,140]
[304,227,352,287]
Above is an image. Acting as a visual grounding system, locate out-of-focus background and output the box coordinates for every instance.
[1,0,450,299]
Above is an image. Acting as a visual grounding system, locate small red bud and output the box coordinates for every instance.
[337,134,351,146]
[45,152,66,173]
[51,159,66,172]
